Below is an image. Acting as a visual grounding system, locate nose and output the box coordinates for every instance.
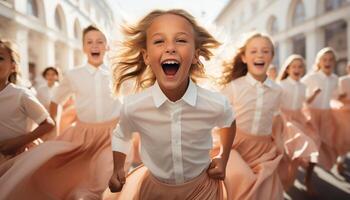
[166,49,176,54]
[165,43,176,54]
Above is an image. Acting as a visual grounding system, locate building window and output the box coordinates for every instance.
[74,19,81,39]
[55,7,63,31]
[251,1,258,15]
[292,34,306,58]
[325,20,348,75]
[325,0,348,12]
[27,0,38,17]
[267,16,278,35]
[292,0,305,26]
[273,43,280,69]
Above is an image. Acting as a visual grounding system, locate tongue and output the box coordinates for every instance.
[164,66,177,76]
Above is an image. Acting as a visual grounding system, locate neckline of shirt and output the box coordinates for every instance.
[245,72,273,88]
[152,79,197,108]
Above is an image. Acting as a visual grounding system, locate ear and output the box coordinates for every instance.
[141,48,150,65]
[10,62,16,73]
[241,54,247,64]
[192,49,200,65]
[105,45,110,51]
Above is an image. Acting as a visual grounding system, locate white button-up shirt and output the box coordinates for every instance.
[279,77,306,110]
[112,80,234,184]
[0,83,49,141]
[339,75,350,100]
[51,64,121,123]
[36,82,59,110]
[221,73,282,136]
[302,71,338,109]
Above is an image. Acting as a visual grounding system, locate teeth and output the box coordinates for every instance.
[163,60,179,65]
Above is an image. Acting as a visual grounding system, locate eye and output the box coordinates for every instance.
[176,39,187,43]
[263,50,270,54]
[153,39,163,44]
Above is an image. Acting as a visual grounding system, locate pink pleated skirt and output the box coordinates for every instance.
[331,100,350,156]
[0,118,118,200]
[304,108,338,170]
[103,165,227,200]
[222,129,283,200]
[277,109,319,189]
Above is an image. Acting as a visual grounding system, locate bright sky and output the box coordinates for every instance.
[107,0,228,25]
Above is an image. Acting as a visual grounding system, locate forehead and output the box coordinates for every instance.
[147,13,194,36]
[321,52,335,59]
[84,30,106,41]
[246,37,272,48]
[290,59,304,66]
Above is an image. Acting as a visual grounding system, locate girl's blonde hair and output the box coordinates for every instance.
[314,47,337,71]
[112,9,220,94]
[219,32,274,86]
[277,54,306,81]
[0,38,21,84]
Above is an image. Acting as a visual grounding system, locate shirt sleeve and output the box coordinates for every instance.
[338,77,346,95]
[111,102,134,154]
[220,82,235,106]
[216,96,235,128]
[51,74,74,105]
[331,77,340,99]
[21,90,49,125]
[301,74,314,97]
[274,87,282,116]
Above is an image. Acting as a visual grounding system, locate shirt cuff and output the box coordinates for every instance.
[34,112,50,125]
[111,134,132,154]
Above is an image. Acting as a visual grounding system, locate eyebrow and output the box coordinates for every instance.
[150,31,190,38]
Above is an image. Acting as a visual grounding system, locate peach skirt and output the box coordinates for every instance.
[104,165,227,200]
[276,109,319,189]
[223,129,283,200]
[331,100,350,156]
[304,108,337,170]
[0,118,118,200]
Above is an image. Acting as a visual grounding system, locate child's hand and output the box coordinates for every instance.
[109,168,126,193]
[339,93,347,100]
[313,88,321,95]
[207,157,226,180]
[0,136,26,155]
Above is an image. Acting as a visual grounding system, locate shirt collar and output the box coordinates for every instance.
[287,76,299,85]
[152,79,197,108]
[317,70,333,79]
[245,72,273,88]
[86,63,106,74]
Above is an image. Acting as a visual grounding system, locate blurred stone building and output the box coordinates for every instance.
[215,0,350,75]
[0,0,115,85]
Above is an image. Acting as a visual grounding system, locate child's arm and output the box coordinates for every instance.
[0,118,54,155]
[50,74,74,122]
[109,151,127,192]
[49,102,59,122]
[337,78,347,102]
[306,88,321,104]
[108,104,134,192]
[208,120,236,180]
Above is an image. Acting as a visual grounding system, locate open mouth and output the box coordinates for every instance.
[161,60,180,76]
[254,61,265,69]
[293,72,301,77]
[91,52,100,58]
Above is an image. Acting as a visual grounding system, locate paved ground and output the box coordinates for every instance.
[285,155,350,200]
